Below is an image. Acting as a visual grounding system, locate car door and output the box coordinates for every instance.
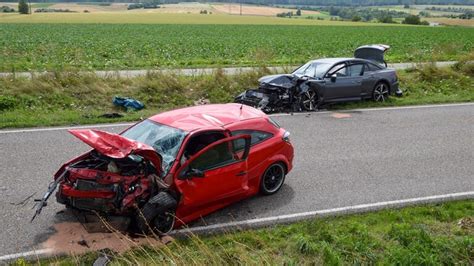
[324,62,363,101]
[174,135,251,211]
[360,63,380,98]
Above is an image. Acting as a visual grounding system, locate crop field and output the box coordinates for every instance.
[0,23,473,71]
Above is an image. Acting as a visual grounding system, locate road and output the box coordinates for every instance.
[0,103,473,257]
[0,61,458,79]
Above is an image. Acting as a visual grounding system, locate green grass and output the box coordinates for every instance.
[0,23,473,71]
[32,200,474,265]
[1,63,472,129]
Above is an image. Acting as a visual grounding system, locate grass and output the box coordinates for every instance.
[1,62,472,129]
[30,200,474,265]
[0,23,473,72]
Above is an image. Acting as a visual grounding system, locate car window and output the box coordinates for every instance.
[293,62,331,78]
[231,130,273,151]
[303,64,317,77]
[366,63,381,72]
[122,120,186,174]
[328,63,348,77]
[348,64,364,77]
[187,141,236,171]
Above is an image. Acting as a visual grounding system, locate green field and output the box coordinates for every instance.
[0,23,473,71]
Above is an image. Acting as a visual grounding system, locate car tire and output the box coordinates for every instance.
[260,163,286,195]
[372,82,390,102]
[137,191,177,235]
[300,90,318,111]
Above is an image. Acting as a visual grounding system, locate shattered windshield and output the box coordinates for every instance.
[122,120,186,174]
[292,62,331,78]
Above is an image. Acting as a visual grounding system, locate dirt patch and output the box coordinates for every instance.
[211,4,320,16]
[41,222,170,255]
[46,3,128,12]
[331,113,352,119]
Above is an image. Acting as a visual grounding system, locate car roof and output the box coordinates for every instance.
[310,57,366,64]
[148,103,267,132]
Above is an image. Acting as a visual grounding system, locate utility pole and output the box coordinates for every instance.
[240,0,242,16]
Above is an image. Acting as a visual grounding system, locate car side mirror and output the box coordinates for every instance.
[180,168,205,180]
[330,73,337,82]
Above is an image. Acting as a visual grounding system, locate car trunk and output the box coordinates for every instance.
[354,44,390,66]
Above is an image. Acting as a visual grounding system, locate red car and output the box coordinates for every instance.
[34,104,294,233]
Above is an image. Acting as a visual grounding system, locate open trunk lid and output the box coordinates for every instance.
[354,44,390,66]
[69,129,162,174]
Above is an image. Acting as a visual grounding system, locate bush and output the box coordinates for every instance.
[0,95,19,111]
[379,15,395,23]
[1,5,15,12]
[352,15,362,22]
[403,15,424,25]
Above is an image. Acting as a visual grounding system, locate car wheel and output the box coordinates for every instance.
[373,82,389,102]
[137,192,177,235]
[152,211,176,235]
[301,90,318,111]
[260,163,286,195]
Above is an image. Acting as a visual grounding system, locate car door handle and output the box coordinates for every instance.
[236,171,247,176]
[352,81,361,84]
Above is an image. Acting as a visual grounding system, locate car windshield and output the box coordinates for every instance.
[122,120,186,174]
[292,62,331,78]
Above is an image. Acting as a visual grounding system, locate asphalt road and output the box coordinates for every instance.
[0,103,473,256]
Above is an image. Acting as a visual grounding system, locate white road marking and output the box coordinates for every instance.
[1,191,472,262]
[1,102,472,134]
[0,248,53,262]
[176,191,474,235]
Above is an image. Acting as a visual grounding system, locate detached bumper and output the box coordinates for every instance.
[391,82,403,97]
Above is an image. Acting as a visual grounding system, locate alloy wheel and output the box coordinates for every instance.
[301,90,317,111]
[373,83,389,102]
[262,164,285,194]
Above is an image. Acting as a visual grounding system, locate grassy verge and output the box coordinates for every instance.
[1,61,472,129]
[28,200,474,265]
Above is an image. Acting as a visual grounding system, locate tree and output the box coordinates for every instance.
[352,15,362,21]
[402,14,422,24]
[296,8,301,16]
[18,0,29,14]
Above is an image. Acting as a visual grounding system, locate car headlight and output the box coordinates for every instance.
[282,131,291,143]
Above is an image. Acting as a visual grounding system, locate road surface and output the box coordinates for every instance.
[0,61,458,79]
[0,103,473,257]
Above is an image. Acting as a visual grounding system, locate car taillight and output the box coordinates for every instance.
[282,131,291,143]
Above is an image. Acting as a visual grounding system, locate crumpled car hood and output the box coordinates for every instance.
[258,74,293,85]
[69,129,162,174]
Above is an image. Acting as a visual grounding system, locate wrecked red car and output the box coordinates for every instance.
[33,104,294,234]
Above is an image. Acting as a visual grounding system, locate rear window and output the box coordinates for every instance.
[366,63,382,72]
[231,130,273,151]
